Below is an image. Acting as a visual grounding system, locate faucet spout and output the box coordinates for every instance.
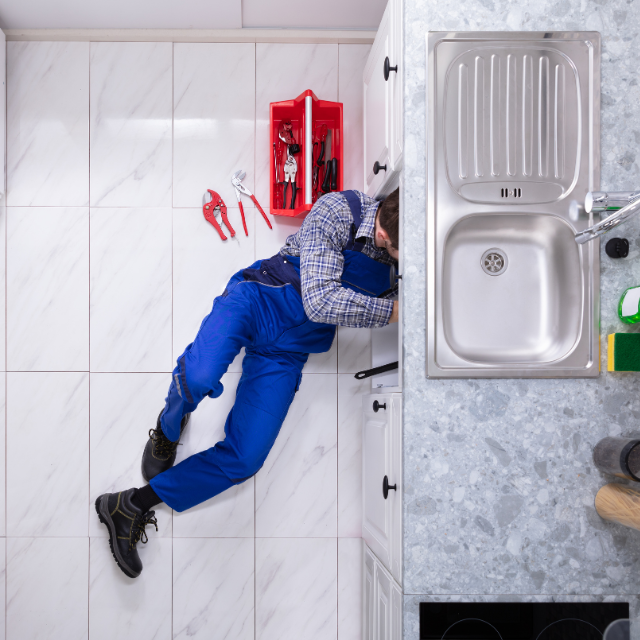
[575,191,640,244]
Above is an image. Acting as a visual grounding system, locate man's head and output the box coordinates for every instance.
[374,188,399,261]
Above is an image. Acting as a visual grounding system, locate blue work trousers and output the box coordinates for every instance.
[150,261,335,512]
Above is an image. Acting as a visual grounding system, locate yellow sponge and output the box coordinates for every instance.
[608,333,640,371]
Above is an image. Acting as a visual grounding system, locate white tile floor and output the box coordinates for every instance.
[2,40,372,639]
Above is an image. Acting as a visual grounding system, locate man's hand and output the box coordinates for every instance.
[389,301,399,324]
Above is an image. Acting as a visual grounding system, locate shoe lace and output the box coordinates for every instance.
[130,512,158,551]
[148,427,182,456]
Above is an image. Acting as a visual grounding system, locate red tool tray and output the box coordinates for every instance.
[270,89,343,218]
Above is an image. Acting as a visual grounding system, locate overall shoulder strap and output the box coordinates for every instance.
[342,190,363,229]
[341,190,365,252]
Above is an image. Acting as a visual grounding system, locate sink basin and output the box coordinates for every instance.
[427,31,601,378]
[443,214,582,364]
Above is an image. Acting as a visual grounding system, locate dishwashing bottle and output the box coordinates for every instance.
[619,285,640,323]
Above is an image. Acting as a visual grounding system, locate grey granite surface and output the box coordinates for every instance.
[402,0,640,633]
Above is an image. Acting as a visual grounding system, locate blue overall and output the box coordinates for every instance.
[150,191,391,512]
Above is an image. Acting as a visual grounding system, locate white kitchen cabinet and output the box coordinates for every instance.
[363,543,403,640]
[363,0,403,198]
[389,0,403,170]
[364,545,376,640]
[363,3,390,198]
[362,393,402,585]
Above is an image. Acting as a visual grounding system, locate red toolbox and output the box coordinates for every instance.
[270,89,343,217]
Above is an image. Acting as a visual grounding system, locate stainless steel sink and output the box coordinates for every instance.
[427,32,601,378]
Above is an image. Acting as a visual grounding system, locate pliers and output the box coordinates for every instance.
[203,190,235,241]
[283,150,298,210]
[231,170,272,232]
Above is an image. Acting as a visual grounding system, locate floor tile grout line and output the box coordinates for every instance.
[87,42,92,639]
[171,39,175,640]
[254,41,257,640]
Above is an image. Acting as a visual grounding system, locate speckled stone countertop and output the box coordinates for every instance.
[401,0,640,637]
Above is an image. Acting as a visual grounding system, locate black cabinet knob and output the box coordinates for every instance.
[383,475,397,499]
[373,161,387,175]
[383,56,398,81]
[373,400,387,412]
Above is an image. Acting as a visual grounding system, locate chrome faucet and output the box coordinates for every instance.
[575,191,640,244]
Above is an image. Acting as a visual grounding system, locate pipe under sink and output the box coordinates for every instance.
[426,31,601,378]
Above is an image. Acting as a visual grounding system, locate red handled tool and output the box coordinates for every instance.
[203,190,235,241]
[231,170,272,230]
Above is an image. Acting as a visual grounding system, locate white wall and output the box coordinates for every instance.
[0,0,385,30]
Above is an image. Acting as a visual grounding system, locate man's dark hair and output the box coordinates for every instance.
[377,188,399,250]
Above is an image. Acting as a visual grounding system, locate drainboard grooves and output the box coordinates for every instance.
[443,44,581,204]
[554,63,565,179]
[538,55,550,178]
[458,62,468,179]
[522,54,533,177]
[506,53,517,177]
[490,54,500,176]
[474,55,485,177]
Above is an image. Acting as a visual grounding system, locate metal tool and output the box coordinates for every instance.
[283,148,298,210]
[231,170,273,230]
[203,190,235,241]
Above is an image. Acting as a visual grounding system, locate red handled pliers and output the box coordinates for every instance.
[231,169,272,233]
[203,190,235,241]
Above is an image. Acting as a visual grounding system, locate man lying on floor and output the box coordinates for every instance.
[96,188,400,578]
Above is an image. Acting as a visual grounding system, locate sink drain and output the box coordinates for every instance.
[481,248,508,276]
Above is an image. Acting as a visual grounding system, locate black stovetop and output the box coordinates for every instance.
[420,602,629,639]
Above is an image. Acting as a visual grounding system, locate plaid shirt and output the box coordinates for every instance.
[280,191,396,328]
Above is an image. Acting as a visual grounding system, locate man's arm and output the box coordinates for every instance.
[297,207,394,329]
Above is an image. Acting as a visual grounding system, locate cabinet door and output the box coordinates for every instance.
[389,0,403,169]
[375,560,392,640]
[364,545,376,640]
[391,579,403,640]
[389,395,403,584]
[363,3,390,197]
[362,394,393,570]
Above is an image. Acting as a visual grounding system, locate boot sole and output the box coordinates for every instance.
[95,495,140,579]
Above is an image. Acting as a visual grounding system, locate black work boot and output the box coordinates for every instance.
[141,411,190,482]
[94,488,158,579]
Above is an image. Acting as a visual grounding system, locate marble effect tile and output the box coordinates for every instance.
[0,204,5,370]
[173,207,255,371]
[338,538,362,640]
[7,537,89,640]
[7,207,89,371]
[173,43,256,209]
[89,373,173,537]
[337,326,371,373]
[173,538,254,640]
[0,375,5,537]
[256,538,337,640]
[173,373,254,538]
[89,537,172,640]
[90,42,173,207]
[0,539,5,640]
[7,372,89,537]
[338,44,371,193]
[90,208,172,372]
[7,42,89,206]
[255,44,338,210]
[338,374,368,537]
[256,373,337,537]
